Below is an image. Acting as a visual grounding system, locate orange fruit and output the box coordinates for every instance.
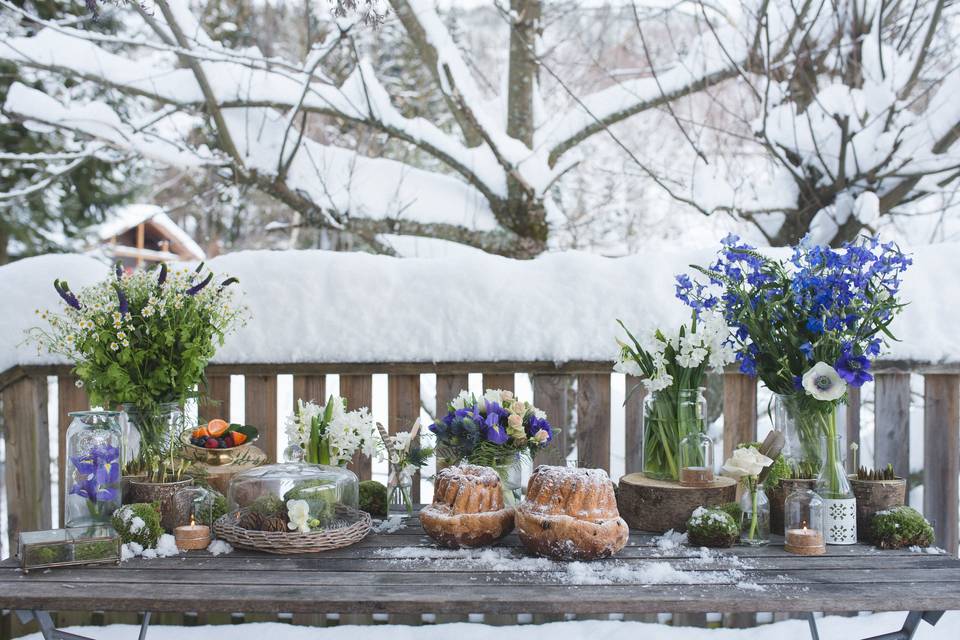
[231,431,248,445]
[192,426,209,439]
[207,418,229,437]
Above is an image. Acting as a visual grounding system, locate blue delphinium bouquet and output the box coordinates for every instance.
[676,235,911,479]
[429,389,553,469]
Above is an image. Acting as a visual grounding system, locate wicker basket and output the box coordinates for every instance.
[213,506,371,554]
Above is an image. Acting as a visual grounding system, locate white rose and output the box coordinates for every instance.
[801,362,847,402]
[722,447,773,479]
[482,389,503,406]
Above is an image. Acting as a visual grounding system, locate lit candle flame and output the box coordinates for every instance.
[801,520,807,530]
[190,514,195,526]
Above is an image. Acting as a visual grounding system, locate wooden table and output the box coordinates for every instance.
[2,513,958,640]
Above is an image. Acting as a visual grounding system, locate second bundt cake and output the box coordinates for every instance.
[516,465,628,560]
[420,464,515,548]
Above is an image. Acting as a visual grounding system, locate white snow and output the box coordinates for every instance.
[3,244,960,373]
[372,514,406,534]
[121,534,181,560]
[18,613,960,639]
[206,539,234,556]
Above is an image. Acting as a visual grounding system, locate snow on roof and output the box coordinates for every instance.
[1,245,958,374]
[91,204,206,260]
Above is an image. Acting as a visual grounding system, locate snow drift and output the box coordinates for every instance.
[1,246,958,373]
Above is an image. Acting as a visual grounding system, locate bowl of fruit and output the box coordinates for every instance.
[182,419,260,465]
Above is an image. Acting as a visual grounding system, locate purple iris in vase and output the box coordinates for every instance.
[835,352,873,387]
[69,443,120,507]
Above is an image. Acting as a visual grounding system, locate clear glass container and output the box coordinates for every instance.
[122,402,185,462]
[64,411,124,528]
[227,463,360,530]
[816,435,857,544]
[784,489,826,555]
[678,431,715,486]
[19,526,120,573]
[643,387,707,481]
[388,465,414,515]
[739,481,770,546]
[774,394,838,478]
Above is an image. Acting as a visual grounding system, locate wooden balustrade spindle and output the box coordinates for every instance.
[624,375,646,474]
[244,374,278,462]
[874,373,911,487]
[340,374,373,481]
[200,374,231,423]
[924,374,959,555]
[576,374,611,472]
[388,374,421,502]
[434,373,468,472]
[722,372,757,461]
[57,375,88,523]
[531,374,571,468]
[292,374,326,406]
[482,373,514,393]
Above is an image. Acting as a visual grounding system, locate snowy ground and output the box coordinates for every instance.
[18,613,960,640]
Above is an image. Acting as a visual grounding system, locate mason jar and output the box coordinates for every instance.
[64,411,124,527]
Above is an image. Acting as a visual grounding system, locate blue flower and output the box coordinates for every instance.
[835,352,873,387]
[54,280,81,310]
[799,342,813,360]
[483,423,509,445]
[805,318,823,334]
[186,272,214,296]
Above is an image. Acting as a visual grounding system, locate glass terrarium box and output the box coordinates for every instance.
[226,463,361,531]
[19,527,120,573]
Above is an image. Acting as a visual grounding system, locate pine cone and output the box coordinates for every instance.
[261,515,289,533]
[239,511,266,531]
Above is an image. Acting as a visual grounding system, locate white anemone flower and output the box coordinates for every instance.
[802,362,847,401]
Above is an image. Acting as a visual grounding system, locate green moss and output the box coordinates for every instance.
[686,507,739,548]
[111,503,163,548]
[74,540,117,562]
[247,494,287,518]
[27,544,70,566]
[283,480,337,524]
[871,506,935,549]
[717,502,742,523]
[359,480,388,518]
[196,491,228,526]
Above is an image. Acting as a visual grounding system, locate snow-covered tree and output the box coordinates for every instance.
[1,0,958,255]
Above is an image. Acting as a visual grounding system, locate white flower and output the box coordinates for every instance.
[286,499,311,533]
[722,447,773,479]
[801,362,847,401]
[481,389,504,406]
[613,357,642,377]
[450,390,473,410]
[393,431,413,453]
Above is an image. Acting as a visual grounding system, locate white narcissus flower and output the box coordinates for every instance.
[613,357,642,377]
[722,446,773,479]
[286,499,311,533]
[802,362,847,401]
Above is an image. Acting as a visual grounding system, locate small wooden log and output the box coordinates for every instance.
[617,473,736,533]
[849,477,906,542]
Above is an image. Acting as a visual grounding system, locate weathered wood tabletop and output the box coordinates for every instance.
[1,513,959,616]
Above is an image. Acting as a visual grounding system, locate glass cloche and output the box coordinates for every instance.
[226,463,360,530]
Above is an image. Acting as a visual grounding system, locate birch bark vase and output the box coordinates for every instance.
[849,477,907,542]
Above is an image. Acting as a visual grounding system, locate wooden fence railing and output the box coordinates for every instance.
[0,360,958,559]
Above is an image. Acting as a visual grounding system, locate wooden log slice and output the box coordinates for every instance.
[850,477,906,542]
[616,473,737,533]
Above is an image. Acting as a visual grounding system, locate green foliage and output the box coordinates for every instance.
[359,480,388,518]
[194,490,228,527]
[27,544,70,566]
[111,503,163,548]
[686,507,739,548]
[738,441,790,490]
[871,506,935,549]
[857,464,898,481]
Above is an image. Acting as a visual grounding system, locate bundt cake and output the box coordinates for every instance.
[420,464,515,548]
[516,465,628,560]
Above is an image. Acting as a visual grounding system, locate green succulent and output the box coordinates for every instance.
[359,480,388,518]
[686,507,739,548]
[871,506,935,549]
[111,503,163,548]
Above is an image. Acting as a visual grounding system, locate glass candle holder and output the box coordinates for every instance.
[739,479,770,546]
[784,489,826,555]
[679,431,715,486]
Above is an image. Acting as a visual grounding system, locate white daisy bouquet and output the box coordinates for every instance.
[285,396,375,466]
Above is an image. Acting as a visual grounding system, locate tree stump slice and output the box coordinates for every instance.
[850,478,906,542]
[617,473,737,533]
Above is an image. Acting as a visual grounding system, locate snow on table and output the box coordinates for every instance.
[2,244,959,373]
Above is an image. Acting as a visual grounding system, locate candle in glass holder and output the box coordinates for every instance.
[174,515,211,551]
[785,523,825,556]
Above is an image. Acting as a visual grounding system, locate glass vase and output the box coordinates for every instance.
[739,478,770,546]
[816,435,857,544]
[388,465,414,516]
[488,454,531,507]
[642,387,707,481]
[64,411,124,528]
[123,402,186,463]
[774,393,839,478]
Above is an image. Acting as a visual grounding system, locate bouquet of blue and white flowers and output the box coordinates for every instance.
[676,234,911,481]
[429,389,553,469]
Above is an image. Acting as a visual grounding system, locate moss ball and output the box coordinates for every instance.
[359,480,388,518]
[111,503,163,548]
[871,506,935,549]
[686,507,739,548]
